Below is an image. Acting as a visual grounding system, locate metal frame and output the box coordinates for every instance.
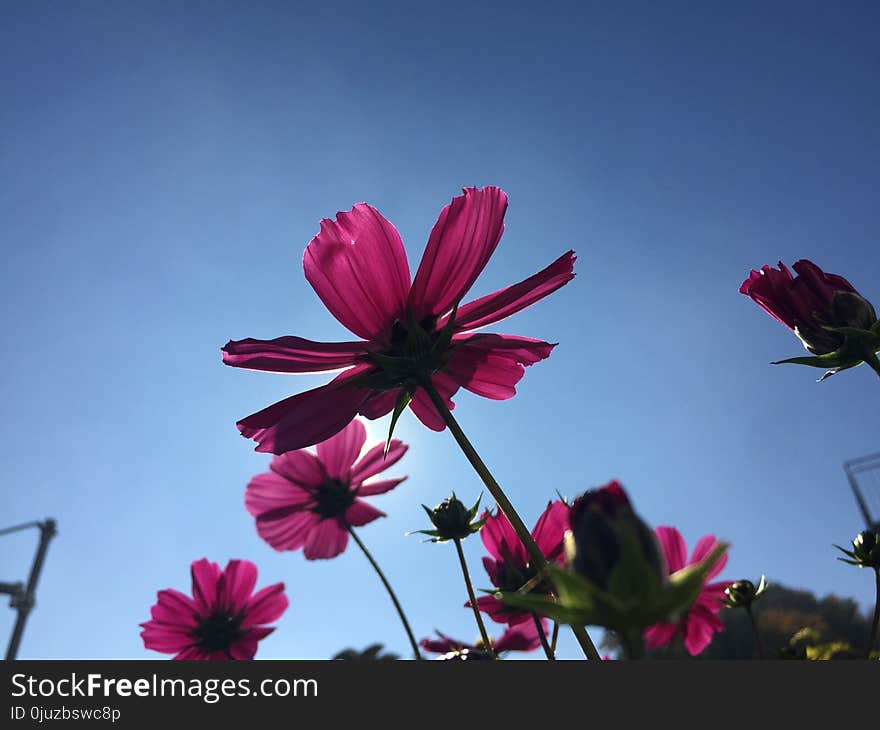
[844,452,880,531]
[1,519,57,660]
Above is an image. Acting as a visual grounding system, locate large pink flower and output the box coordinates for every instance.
[223,186,575,453]
[420,619,548,659]
[245,418,407,560]
[643,527,731,656]
[140,558,287,660]
[469,500,569,625]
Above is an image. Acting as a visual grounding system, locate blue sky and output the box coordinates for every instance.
[1,1,878,659]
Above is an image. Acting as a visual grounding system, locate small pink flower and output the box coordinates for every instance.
[245,418,407,560]
[421,619,548,658]
[740,259,874,355]
[140,558,287,660]
[469,501,569,625]
[644,527,731,656]
[223,186,575,453]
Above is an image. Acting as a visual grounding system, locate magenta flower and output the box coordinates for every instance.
[245,418,407,560]
[140,558,287,660]
[470,501,569,625]
[223,186,575,453]
[740,259,876,355]
[643,527,731,656]
[421,619,548,659]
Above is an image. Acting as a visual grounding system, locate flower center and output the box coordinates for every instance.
[313,478,355,518]
[193,611,244,653]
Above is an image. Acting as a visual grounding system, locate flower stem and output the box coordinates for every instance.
[347,526,422,660]
[453,538,495,658]
[419,376,601,660]
[550,621,559,654]
[746,606,765,659]
[868,567,880,660]
[532,612,556,660]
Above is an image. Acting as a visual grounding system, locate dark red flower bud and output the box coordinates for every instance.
[568,481,664,591]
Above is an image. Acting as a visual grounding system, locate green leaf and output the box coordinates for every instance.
[498,591,590,625]
[658,542,729,620]
[772,352,847,369]
[385,387,414,456]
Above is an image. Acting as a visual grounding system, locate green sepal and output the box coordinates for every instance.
[385,387,414,456]
[499,542,729,633]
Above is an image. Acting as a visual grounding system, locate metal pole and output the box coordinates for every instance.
[5,519,57,661]
[845,465,876,531]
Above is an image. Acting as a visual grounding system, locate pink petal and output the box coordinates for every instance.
[245,471,314,518]
[644,621,678,650]
[190,558,222,615]
[480,509,528,569]
[530,501,569,563]
[408,186,508,321]
[454,250,576,331]
[350,438,408,483]
[344,499,386,526]
[409,372,460,431]
[304,203,411,341]
[242,583,288,628]
[493,619,546,653]
[269,450,327,490]
[255,509,320,552]
[229,626,275,660]
[358,390,398,420]
[221,336,366,373]
[443,334,555,400]
[316,418,367,480]
[690,534,728,579]
[421,632,470,654]
[471,594,530,626]
[302,518,350,560]
[172,646,208,660]
[682,606,722,656]
[482,556,502,587]
[219,560,258,616]
[654,526,687,574]
[140,622,195,654]
[150,589,198,627]
[236,365,372,454]
[355,477,406,497]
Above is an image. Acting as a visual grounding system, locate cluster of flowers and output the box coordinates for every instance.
[141,186,880,660]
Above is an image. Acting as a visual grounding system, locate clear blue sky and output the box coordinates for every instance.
[1,1,878,659]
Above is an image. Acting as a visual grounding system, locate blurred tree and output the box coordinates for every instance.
[601,582,873,659]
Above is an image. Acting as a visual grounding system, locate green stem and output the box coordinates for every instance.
[454,538,495,658]
[550,622,559,655]
[746,606,765,659]
[868,568,880,660]
[532,612,556,660]
[419,376,601,661]
[348,526,422,660]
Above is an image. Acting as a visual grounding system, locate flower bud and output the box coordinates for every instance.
[567,481,665,592]
[723,576,768,609]
[837,530,880,569]
[413,493,487,543]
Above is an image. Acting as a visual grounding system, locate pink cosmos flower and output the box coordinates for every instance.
[223,186,575,454]
[140,558,287,660]
[643,527,731,656]
[739,259,875,356]
[245,418,407,560]
[420,619,548,659]
[469,501,569,625]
